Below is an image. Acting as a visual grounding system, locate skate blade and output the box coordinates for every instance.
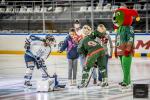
[24,85,32,89]
[70,84,77,86]
[119,86,132,92]
[102,86,109,89]
[67,85,77,89]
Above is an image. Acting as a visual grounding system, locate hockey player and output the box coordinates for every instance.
[79,25,92,70]
[24,34,56,87]
[79,25,98,85]
[77,24,108,88]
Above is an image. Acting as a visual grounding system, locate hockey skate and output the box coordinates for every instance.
[120,83,131,89]
[101,82,109,87]
[101,78,109,89]
[97,81,102,86]
[118,82,132,92]
[24,81,32,88]
[100,82,109,93]
[77,83,85,89]
[77,79,86,89]
[118,82,124,86]
[71,80,77,86]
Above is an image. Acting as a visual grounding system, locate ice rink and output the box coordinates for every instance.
[0,54,149,100]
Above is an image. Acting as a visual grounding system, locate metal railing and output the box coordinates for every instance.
[0,0,149,33]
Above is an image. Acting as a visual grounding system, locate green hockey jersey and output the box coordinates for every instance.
[115,26,134,56]
[78,34,104,56]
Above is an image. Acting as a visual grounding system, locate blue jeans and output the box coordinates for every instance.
[79,55,86,71]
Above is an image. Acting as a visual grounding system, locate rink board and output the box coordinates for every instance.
[0,33,149,57]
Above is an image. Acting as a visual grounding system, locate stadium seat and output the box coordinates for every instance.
[79,6,87,12]
[103,3,111,11]
[5,7,13,13]
[19,6,27,13]
[26,8,33,13]
[2,30,10,33]
[87,6,94,12]
[0,8,5,13]
[111,5,118,11]
[37,30,43,33]
[47,7,52,11]
[40,7,47,13]
[143,3,150,10]
[64,7,68,12]
[34,6,40,13]
[95,4,103,12]
[133,4,142,10]
[54,7,63,13]
[13,8,20,13]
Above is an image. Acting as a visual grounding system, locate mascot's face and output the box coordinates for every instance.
[112,10,124,27]
[112,8,139,27]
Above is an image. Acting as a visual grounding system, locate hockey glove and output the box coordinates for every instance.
[124,50,130,56]
[36,57,44,68]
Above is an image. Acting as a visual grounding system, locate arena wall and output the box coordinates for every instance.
[0,33,149,57]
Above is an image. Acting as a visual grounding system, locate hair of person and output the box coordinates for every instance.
[69,28,76,32]
[73,19,80,24]
[97,24,107,33]
[98,24,106,29]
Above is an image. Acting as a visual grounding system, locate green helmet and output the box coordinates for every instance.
[92,30,105,37]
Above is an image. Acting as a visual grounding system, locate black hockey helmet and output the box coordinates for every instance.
[45,34,56,42]
[73,19,80,24]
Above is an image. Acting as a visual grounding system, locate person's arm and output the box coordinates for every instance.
[29,34,44,41]
[59,36,68,52]
[107,33,113,57]
[114,33,118,58]
[77,39,86,55]
[124,27,134,56]
[24,35,44,49]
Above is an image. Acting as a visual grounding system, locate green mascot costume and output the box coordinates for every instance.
[112,7,140,87]
[77,30,108,88]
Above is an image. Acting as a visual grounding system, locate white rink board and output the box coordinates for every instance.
[110,34,150,53]
[0,33,149,53]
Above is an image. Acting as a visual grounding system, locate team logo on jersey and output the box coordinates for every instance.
[88,41,97,46]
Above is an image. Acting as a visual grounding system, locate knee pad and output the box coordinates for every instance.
[26,61,35,69]
[24,68,34,80]
[39,67,49,80]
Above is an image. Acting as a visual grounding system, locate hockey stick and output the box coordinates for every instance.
[78,67,95,89]
[84,67,95,87]
[34,56,66,88]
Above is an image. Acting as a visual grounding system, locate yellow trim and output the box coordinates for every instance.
[0,50,24,54]
[51,51,66,55]
[0,50,66,55]
[147,53,150,58]
[134,53,141,57]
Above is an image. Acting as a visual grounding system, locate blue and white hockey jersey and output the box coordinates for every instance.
[25,35,51,60]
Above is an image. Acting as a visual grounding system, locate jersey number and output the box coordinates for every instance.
[88,41,97,46]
